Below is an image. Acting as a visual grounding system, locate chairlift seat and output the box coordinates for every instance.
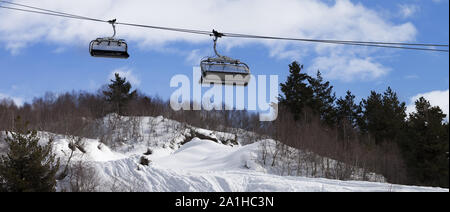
[200,58,250,86]
[199,30,251,86]
[89,38,129,59]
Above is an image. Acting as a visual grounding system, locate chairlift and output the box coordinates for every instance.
[89,19,129,59]
[200,30,250,86]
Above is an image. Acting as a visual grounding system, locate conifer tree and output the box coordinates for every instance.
[103,73,137,115]
[336,91,360,127]
[279,62,313,121]
[308,71,337,126]
[382,87,407,142]
[336,91,361,141]
[359,87,407,144]
[0,117,60,192]
[358,90,384,142]
[405,97,449,187]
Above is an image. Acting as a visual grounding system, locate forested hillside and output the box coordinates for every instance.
[1,62,448,191]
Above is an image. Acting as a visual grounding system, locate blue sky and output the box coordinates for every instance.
[0,0,449,116]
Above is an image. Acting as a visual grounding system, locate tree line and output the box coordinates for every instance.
[276,61,448,188]
[0,63,448,191]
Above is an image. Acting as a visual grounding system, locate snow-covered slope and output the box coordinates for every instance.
[89,138,447,192]
[2,115,448,192]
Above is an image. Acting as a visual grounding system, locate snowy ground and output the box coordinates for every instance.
[89,138,448,192]
[2,115,448,192]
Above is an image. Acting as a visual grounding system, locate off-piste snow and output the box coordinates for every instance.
[5,115,445,192]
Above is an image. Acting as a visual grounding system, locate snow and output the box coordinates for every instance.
[1,115,448,192]
[89,138,447,192]
[154,138,255,172]
[53,138,126,162]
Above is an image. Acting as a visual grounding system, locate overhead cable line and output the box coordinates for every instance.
[0,1,448,52]
[223,33,449,52]
[225,32,449,47]
[0,5,106,22]
[0,0,104,21]
[116,22,212,36]
[0,1,212,36]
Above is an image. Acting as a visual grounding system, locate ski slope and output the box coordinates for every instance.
[2,115,447,192]
[91,138,447,192]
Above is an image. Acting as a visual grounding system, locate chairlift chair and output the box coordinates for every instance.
[89,19,130,59]
[200,30,250,86]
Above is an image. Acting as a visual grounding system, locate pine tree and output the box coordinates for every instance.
[0,117,60,192]
[308,71,337,126]
[279,62,313,121]
[358,90,384,142]
[405,97,449,187]
[359,87,407,144]
[103,73,137,115]
[382,87,407,142]
[336,91,361,141]
[336,91,360,127]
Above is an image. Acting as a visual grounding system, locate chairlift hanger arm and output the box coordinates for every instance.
[211,29,225,58]
[108,19,117,38]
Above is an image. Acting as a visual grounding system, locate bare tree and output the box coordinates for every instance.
[66,161,100,192]
[58,135,84,180]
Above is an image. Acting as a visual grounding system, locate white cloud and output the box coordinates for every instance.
[407,89,449,119]
[308,54,390,82]
[267,41,305,61]
[0,0,417,81]
[0,93,24,106]
[398,4,419,19]
[185,49,207,66]
[109,68,141,87]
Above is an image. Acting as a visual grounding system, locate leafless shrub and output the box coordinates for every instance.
[255,106,406,183]
[107,175,146,192]
[259,140,269,166]
[129,116,143,143]
[65,161,100,192]
[58,135,85,180]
